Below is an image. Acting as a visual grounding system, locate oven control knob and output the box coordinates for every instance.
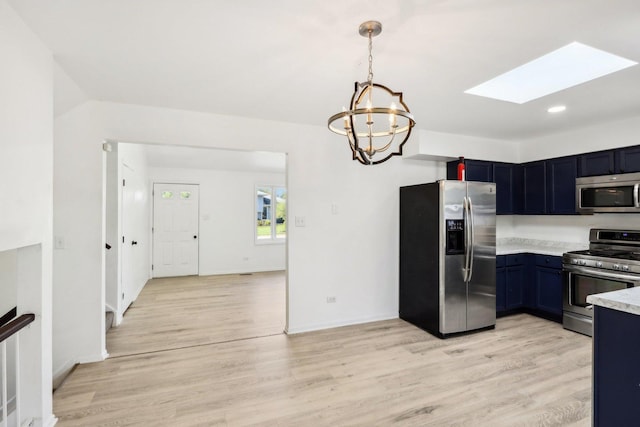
[596,261,603,268]
[579,259,587,266]
[622,265,630,272]
[613,264,620,270]
[572,259,578,264]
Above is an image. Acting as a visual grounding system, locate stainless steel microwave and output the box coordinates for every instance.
[576,172,640,214]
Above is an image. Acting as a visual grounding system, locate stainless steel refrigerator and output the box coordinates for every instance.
[399,180,496,338]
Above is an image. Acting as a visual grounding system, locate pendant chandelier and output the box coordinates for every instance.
[328,21,416,166]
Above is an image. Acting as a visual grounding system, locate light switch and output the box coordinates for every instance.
[331,203,339,215]
[54,236,65,249]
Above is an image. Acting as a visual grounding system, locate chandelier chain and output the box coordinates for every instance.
[367,30,374,83]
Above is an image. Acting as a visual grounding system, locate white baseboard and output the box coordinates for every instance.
[77,350,108,364]
[198,267,285,276]
[52,360,76,390]
[285,312,398,335]
[42,414,58,427]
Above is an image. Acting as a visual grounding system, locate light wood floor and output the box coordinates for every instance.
[107,271,286,357]
[53,273,592,426]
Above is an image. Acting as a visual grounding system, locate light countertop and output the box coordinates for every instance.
[496,237,587,257]
[587,287,640,316]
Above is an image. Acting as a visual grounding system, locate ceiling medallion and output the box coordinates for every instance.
[328,21,416,165]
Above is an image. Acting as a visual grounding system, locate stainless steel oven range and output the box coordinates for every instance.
[562,229,640,336]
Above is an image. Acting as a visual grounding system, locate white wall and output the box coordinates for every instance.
[0,1,55,425]
[518,115,640,162]
[53,102,106,379]
[498,214,640,245]
[405,129,520,163]
[148,165,286,275]
[0,249,17,315]
[52,100,446,366]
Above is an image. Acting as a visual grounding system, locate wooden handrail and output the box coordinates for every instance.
[0,307,17,327]
[0,313,35,343]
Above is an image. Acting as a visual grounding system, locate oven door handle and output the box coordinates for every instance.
[564,265,640,283]
[634,183,640,208]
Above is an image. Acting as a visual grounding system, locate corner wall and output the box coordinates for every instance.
[0,1,55,425]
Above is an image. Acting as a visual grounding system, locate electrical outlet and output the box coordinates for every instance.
[326,296,336,303]
[295,216,306,227]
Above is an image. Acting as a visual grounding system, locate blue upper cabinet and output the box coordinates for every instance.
[493,162,519,215]
[446,159,493,182]
[578,147,640,177]
[445,145,640,216]
[616,146,640,174]
[523,161,546,214]
[579,150,615,177]
[546,156,578,214]
[465,160,493,182]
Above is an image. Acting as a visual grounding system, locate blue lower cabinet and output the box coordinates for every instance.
[593,306,640,425]
[496,255,525,313]
[535,267,563,315]
[506,265,525,309]
[533,255,563,316]
[496,253,563,320]
[496,268,506,312]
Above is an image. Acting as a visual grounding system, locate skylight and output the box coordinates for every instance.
[464,42,638,104]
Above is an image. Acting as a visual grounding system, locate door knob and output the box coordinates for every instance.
[193,235,197,239]
[131,241,138,245]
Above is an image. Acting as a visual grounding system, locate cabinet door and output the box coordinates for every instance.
[493,163,514,215]
[446,160,459,180]
[523,161,546,214]
[466,160,493,182]
[616,146,640,174]
[506,265,524,309]
[593,307,640,425]
[496,267,506,313]
[446,159,494,182]
[535,266,563,315]
[546,156,577,214]
[579,150,615,177]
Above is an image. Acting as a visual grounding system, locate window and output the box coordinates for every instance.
[256,185,286,242]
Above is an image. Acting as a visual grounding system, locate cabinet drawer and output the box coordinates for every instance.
[535,254,562,269]
[506,254,524,266]
[496,255,506,268]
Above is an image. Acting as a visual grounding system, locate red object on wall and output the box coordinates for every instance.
[457,157,465,181]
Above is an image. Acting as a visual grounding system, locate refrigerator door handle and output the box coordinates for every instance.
[467,196,475,283]
[463,196,471,282]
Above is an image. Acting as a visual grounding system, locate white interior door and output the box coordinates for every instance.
[152,183,199,278]
[121,166,134,308]
[121,163,150,310]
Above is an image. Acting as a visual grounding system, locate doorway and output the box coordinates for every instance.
[104,142,288,356]
[152,183,200,278]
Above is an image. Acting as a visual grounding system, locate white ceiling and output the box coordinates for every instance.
[10,0,640,140]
